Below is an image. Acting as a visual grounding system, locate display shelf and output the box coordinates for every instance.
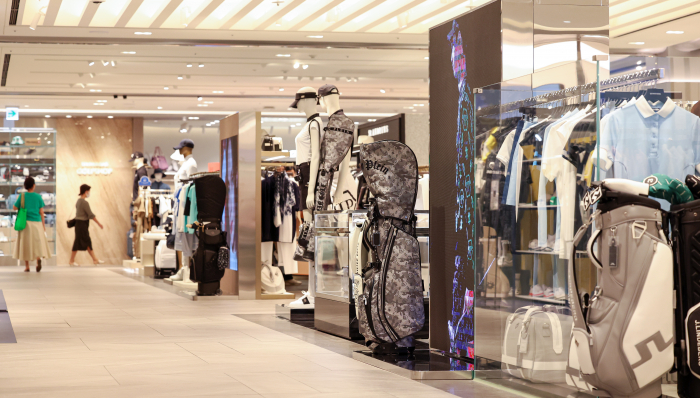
[515,250,587,255]
[517,204,559,209]
[515,295,567,305]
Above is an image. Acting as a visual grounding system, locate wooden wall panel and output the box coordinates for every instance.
[54,118,134,265]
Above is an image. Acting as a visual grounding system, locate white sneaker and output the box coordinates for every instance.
[543,286,554,298]
[289,291,314,308]
[167,268,184,281]
[529,285,544,297]
[554,287,567,299]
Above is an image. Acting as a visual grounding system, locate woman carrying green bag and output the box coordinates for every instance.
[13,177,51,272]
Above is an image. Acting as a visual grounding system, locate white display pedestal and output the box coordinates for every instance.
[140,232,166,267]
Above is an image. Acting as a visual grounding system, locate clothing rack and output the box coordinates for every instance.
[180,171,220,184]
[476,68,665,117]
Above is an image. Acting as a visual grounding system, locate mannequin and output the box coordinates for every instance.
[289,87,322,307]
[318,88,353,211]
[167,139,198,287]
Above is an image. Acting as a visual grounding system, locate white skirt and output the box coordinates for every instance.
[13,221,52,262]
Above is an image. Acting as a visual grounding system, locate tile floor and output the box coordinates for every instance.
[0,266,526,398]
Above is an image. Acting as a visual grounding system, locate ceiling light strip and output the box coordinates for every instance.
[220,0,265,30]
[186,0,226,29]
[325,0,384,32]
[150,0,186,29]
[41,0,63,26]
[1,109,398,118]
[290,0,344,31]
[358,0,425,33]
[256,0,305,30]
[115,0,145,28]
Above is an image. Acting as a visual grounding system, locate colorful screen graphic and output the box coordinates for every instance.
[428,3,502,359]
[221,136,238,270]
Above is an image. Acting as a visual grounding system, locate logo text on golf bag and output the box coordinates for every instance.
[364,160,389,174]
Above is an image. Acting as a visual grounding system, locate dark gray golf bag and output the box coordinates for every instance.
[356,140,425,354]
[295,110,355,261]
[567,180,674,398]
[671,199,700,398]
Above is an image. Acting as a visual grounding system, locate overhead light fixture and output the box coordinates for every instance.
[45,115,50,118]
[279,88,284,91]
[93,103,103,105]
[637,60,643,65]
[275,22,282,27]
[134,32,152,35]
[368,119,377,122]
[157,106,162,109]
[397,12,409,28]
[101,60,109,66]
[89,73,95,78]
[302,64,309,70]
[66,115,71,118]
[188,117,199,120]
[629,42,645,45]
[198,104,209,107]
[293,63,300,69]
[380,89,386,93]
[97,100,107,102]
[424,56,429,60]
[89,89,102,92]
[164,86,169,90]
[213,91,223,93]
[563,20,571,23]
[636,66,643,70]
[110,60,116,67]
[198,63,204,68]
[177,75,183,80]
[307,35,323,38]
[204,101,214,104]
[29,6,47,30]
[108,116,114,118]
[276,54,291,57]
[88,61,95,66]
[187,63,192,68]
[87,115,93,118]
[197,96,203,101]
[121,51,136,54]
[667,30,684,34]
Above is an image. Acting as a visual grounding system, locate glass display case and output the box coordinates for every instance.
[0,128,56,266]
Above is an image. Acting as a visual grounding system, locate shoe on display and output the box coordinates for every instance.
[528,239,538,250]
[529,284,544,297]
[543,286,554,298]
[498,241,513,267]
[288,291,314,307]
[167,268,184,281]
[553,287,566,299]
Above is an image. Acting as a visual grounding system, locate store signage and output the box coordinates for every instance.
[368,125,389,137]
[138,176,151,186]
[358,115,404,143]
[77,162,113,176]
[5,107,19,121]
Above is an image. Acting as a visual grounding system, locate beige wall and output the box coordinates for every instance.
[16,117,137,266]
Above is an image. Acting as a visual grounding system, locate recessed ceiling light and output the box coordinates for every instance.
[97,100,107,102]
[88,61,95,66]
[667,30,684,34]
[637,60,643,65]
[93,103,103,105]
[198,104,209,107]
[101,60,109,66]
[188,117,199,120]
[198,63,204,68]
[302,64,309,69]
[108,116,113,118]
[111,60,116,67]
[24,105,28,108]
[157,106,162,109]
[213,91,223,93]
[380,89,386,93]
[276,54,291,57]
[89,73,95,78]
[164,87,169,90]
[197,96,203,101]
[279,88,284,91]
[121,51,136,54]
[45,115,50,118]
[424,56,429,60]
[293,63,300,69]
[204,101,214,104]
[134,32,152,35]
[563,20,570,23]
[307,35,323,38]
[629,42,645,45]
[177,75,183,80]
[636,66,643,70]
[66,115,72,118]
[187,63,192,68]
[87,115,93,118]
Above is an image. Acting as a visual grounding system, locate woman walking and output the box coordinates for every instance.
[69,184,104,266]
[13,177,52,272]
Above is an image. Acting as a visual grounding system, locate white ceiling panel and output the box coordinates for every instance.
[54,0,90,26]
[90,0,130,27]
[161,0,214,28]
[125,0,170,28]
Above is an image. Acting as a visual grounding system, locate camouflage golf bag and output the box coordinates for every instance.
[567,180,674,398]
[356,140,425,354]
[670,198,700,398]
[295,110,355,261]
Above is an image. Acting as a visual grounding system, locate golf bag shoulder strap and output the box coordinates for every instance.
[570,212,598,334]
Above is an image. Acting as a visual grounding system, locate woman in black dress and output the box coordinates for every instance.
[69,184,105,266]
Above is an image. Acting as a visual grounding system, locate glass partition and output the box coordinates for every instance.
[471,56,700,397]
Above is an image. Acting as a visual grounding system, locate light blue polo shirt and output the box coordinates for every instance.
[600,96,700,186]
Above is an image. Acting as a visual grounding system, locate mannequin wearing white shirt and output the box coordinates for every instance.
[292,88,321,306]
[168,144,198,286]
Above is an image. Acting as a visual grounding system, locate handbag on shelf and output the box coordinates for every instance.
[14,193,26,231]
[151,147,169,170]
[261,134,275,151]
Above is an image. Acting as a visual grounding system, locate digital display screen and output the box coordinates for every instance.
[429,3,502,359]
[221,136,238,270]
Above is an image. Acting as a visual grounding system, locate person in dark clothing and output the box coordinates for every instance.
[69,184,104,266]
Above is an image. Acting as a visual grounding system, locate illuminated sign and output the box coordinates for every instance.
[77,162,112,176]
[368,125,389,137]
